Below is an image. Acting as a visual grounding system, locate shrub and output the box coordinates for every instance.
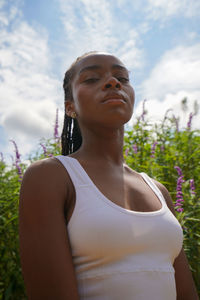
[0,105,199,298]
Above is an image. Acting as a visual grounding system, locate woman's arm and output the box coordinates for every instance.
[154,180,199,300]
[19,158,79,300]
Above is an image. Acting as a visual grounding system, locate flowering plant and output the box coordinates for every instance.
[1,102,200,297]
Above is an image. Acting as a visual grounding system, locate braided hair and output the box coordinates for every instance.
[61,51,98,155]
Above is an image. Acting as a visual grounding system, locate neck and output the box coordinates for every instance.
[76,125,125,166]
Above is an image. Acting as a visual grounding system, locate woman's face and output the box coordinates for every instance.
[66,54,135,129]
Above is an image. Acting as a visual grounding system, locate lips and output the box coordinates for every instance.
[102,93,126,103]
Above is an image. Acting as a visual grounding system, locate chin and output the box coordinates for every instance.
[105,113,133,128]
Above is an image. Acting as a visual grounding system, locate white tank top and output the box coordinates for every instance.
[55,155,183,300]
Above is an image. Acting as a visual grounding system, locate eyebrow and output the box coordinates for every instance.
[79,64,129,74]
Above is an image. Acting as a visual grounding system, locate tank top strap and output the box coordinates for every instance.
[55,155,91,186]
[140,172,167,206]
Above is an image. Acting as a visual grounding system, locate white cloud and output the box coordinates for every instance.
[187,32,198,41]
[59,0,117,57]
[105,0,200,23]
[0,0,144,162]
[0,0,22,26]
[135,43,200,129]
[141,43,200,100]
[146,0,200,20]
[0,2,62,161]
[58,0,144,72]
[117,30,145,70]
[1,0,199,164]
[134,92,200,130]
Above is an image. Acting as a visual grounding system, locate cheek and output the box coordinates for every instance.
[128,86,135,106]
[132,89,135,105]
[72,86,90,114]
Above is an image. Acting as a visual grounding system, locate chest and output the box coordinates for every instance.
[80,165,162,213]
[68,183,183,265]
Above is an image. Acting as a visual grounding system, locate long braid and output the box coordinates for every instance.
[72,118,82,152]
[61,114,72,155]
[61,61,81,155]
[61,51,98,155]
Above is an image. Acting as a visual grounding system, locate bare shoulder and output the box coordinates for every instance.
[20,156,77,229]
[123,163,142,179]
[20,156,74,215]
[19,157,79,299]
[152,178,176,215]
[22,156,67,182]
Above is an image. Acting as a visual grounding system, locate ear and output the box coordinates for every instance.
[65,101,75,118]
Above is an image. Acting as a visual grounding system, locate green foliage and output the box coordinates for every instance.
[0,163,26,299]
[124,115,200,293]
[0,108,200,298]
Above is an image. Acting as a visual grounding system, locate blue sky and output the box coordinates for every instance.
[0,0,200,162]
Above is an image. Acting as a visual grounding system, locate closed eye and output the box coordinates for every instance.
[84,78,99,84]
[117,77,129,83]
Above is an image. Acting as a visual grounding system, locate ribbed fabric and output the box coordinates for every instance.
[55,155,183,300]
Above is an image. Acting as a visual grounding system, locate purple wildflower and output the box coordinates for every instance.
[174,166,185,212]
[10,140,21,162]
[189,179,196,195]
[151,141,158,158]
[160,145,165,152]
[54,108,59,139]
[40,143,53,158]
[132,144,138,154]
[176,208,184,212]
[174,166,182,176]
[10,140,23,182]
[187,112,194,130]
[40,143,47,157]
[137,99,147,122]
[16,163,23,181]
[125,148,129,156]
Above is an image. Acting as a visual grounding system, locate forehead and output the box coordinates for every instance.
[74,54,127,76]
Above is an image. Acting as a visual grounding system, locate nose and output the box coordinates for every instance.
[102,76,122,90]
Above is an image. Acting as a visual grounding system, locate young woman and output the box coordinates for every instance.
[19,52,198,299]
